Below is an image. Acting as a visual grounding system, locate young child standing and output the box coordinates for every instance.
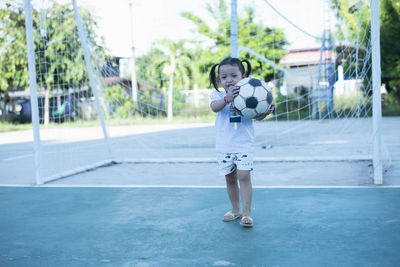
[209,57,273,227]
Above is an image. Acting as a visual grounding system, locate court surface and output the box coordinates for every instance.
[1,117,400,266]
[1,186,400,266]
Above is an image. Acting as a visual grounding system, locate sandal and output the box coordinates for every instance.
[240,216,253,227]
[222,211,242,222]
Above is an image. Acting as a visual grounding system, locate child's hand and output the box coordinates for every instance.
[266,103,275,115]
[254,104,275,120]
[225,86,240,102]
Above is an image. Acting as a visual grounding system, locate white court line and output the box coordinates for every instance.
[120,156,372,163]
[2,155,372,163]
[1,184,400,188]
[2,141,105,162]
[3,154,32,161]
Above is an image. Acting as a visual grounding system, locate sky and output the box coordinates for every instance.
[78,0,336,58]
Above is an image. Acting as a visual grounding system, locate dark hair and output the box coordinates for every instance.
[209,57,252,91]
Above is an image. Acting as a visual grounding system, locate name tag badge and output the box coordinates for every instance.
[229,104,241,123]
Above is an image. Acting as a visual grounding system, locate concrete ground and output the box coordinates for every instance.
[1,187,399,266]
[0,117,399,266]
[0,117,399,186]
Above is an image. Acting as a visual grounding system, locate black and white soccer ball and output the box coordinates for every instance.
[232,77,273,119]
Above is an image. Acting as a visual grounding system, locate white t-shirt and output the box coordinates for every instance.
[210,90,255,153]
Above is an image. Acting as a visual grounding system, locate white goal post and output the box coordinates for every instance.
[370,0,383,184]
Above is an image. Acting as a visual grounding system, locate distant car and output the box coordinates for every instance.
[5,99,31,123]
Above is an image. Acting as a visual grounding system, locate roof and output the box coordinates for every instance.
[103,77,128,86]
[280,48,335,67]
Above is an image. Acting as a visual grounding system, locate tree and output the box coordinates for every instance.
[155,39,193,121]
[134,41,206,118]
[181,0,288,83]
[0,0,104,124]
[0,2,29,101]
[331,0,400,99]
[380,0,400,96]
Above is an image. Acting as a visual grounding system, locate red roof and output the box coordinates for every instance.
[280,48,335,67]
[103,77,126,86]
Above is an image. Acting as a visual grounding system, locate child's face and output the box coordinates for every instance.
[218,64,245,91]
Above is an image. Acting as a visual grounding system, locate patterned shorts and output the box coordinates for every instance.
[217,153,254,176]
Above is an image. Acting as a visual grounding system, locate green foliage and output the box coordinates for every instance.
[139,0,289,93]
[135,39,200,119]
[137,91,166,118]
[380,0,400,97]
[0,120,32,132]
[183,103,214,118]
[0,1,29,94]
[136,47,166,90]
[333,91,369,112]
[382,104,400,116]
[0,115,217,132]
[171,90,186,113]
[104,84,134,118]
[273,89,312,120]
[382,89,400,116]
[0,0,104,100]
[331,0,400,101]
[383,89,399,106]
[132,0,289,118]
[181,0,288,83]
[155,38,193,90]
[272,86,374,120]
[36,2,103,90]
[331,0,371,43]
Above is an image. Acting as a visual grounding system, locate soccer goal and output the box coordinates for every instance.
[23,0,386,185]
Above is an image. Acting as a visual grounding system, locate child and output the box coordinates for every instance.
[209,57,274,227]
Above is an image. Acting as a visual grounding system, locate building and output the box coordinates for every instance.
[280,47,336,96]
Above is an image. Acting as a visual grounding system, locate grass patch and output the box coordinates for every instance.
[106,114,215,126]
[0,121,32,133]
[0,114,216,133]
[2,107,399,134]
[382,105,400,116]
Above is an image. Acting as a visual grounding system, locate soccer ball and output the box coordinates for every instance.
[232,77,273,119]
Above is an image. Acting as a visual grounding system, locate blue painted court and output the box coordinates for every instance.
[1,186,399,266]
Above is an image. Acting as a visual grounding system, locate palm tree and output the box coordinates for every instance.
[155,39,192,121]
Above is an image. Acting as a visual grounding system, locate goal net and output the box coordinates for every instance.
[23,0,387,184]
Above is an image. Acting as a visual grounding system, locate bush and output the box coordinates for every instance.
[104,84,135,118]
[333,91,369,113]
[382,90,400,116]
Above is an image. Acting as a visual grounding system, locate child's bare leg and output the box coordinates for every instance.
[225,170,240,214]
[237,170,252,217]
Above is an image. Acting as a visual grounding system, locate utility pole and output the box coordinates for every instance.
[230,0,238,58]
[129,0,138,103]
[314,0,335,119]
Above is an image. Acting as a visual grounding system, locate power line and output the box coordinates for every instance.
[262,0,322,40]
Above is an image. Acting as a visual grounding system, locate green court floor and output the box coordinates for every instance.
[1,187,399,266]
